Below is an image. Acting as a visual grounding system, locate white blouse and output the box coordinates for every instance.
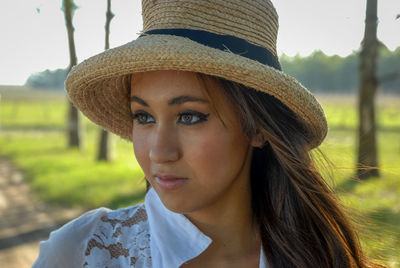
[33,188,267,267]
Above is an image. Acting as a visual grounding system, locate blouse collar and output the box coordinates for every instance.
[145,188,267,267]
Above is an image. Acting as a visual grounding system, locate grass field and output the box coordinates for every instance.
[317,95,400,266]
[0,87,399,266]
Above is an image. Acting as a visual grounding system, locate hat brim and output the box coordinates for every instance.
[66,34,327,148]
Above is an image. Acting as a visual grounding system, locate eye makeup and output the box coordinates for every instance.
[131,110,210,126]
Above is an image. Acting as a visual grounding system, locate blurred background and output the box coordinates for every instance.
[0,0,399,267]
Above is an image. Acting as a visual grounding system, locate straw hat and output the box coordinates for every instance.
[66,0,327,148]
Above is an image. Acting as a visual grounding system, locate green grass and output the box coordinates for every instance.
[318,96,400,266]
[0,129,146,209]
[319,128,400,265]
[0,100,66,129]
[0,89,399,266]
[0,89,146,209]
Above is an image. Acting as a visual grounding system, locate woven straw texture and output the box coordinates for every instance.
[66,0,327,148]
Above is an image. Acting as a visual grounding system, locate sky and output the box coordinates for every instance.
[0,0,399,85]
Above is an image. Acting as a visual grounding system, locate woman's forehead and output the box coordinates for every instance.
[131,70,210,98]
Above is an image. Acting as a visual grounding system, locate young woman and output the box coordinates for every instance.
[34,0,386,267]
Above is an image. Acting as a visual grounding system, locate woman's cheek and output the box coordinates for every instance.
[133,132,150,173]
[187,131,227,173]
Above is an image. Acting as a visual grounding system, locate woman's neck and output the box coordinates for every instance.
[185,183,260,260]
[183,200,260,268]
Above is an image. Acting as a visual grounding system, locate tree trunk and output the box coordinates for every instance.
[104,0,114,51]
[97,0,115,161]
[68,101,81,147]
[357,0,379,179]
[98,129,114,161]
[63,0,81,148]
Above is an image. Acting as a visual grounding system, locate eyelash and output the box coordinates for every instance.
[131,110,210,126]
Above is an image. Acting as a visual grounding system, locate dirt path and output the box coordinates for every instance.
[0,156,82,268]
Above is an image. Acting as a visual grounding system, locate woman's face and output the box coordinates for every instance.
[130,70,256,214]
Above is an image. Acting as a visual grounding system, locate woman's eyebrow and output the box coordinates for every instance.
[131,95,207,106]
[131,96,148,106]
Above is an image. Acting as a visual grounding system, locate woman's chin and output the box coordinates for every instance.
[156,191,198,214]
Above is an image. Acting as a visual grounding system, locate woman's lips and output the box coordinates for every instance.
[155,175,187,190]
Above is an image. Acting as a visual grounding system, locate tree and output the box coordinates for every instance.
[97,0,115,161]
[25,69,67,89]
[62,0,82,148]
[378,15,400,91]
[357,0,379,179]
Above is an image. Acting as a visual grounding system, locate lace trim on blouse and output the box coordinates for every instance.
[83,204,152,267]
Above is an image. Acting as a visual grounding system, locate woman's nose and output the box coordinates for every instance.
[149,125,181,163]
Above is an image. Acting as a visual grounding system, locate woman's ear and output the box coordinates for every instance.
[250,130,267,148]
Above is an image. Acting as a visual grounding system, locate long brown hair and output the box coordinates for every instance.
[199,73,386,268]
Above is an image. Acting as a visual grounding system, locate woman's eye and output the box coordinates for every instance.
[131,111,155,125]
[178,111,209,125]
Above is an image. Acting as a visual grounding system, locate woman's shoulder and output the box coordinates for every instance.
[33,203,150,268]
